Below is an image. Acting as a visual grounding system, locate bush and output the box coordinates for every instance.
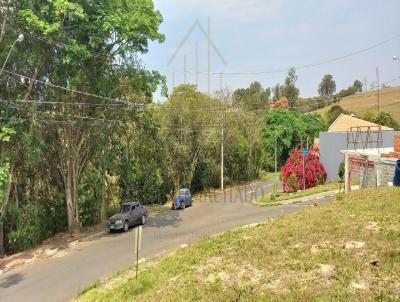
[281,147,327,193]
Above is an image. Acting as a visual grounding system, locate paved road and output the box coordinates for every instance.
[0,179,334,302]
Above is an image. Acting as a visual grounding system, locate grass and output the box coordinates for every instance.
[314,86,400,124]
[75,187,400,302]
[256,181,345,206]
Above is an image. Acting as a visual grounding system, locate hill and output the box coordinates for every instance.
[75,187,400,301]
[314,86,400,124]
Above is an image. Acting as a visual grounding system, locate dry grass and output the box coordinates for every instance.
[75,187,400,302]
[314,86,400,124]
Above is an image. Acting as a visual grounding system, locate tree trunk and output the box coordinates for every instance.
[64,160,80,233]
[0,167,13,257]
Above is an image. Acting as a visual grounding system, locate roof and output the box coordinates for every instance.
[328,114,394,132]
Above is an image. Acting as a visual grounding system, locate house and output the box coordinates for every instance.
[328,114,393,132]
[319,114,398,182]
[270,97,289,110]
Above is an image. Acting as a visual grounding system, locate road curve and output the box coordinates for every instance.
[0,179,334,302]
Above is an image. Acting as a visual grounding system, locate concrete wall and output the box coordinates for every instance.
[320,131,399,182]
[360,159,397,189]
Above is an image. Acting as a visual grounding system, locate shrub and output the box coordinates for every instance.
[281,147,327,193]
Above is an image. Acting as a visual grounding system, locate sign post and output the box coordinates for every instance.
[303,149,309,192]
[134,226,143,279]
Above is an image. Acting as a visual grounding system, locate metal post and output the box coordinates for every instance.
[303,152,306,192]
[221,99,226,191]
[136,227,139,279]
[274,134,277,174]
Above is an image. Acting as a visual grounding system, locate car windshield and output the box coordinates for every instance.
[177,189,186,196]
[119,205,131,213]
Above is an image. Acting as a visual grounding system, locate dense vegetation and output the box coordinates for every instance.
[0,1,278,255]
[0,1,348,256]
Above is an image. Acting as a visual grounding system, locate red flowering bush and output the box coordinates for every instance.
[281,147,327,193]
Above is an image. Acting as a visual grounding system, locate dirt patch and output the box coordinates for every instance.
[197,258,265,289]
[316,264,336,280]
[365,222,379,232]
[343,241,366,250]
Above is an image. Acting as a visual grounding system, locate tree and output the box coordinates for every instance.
[318,74,336,100]
[3,0,165,233]
[325,105,347,127]
[233,81,271,112]
[262,110,324,170]
[282,68,299,109]
[373,112,399,129]
[0,127,15,255]
[272,84,283,101]
[281,148,327,192]
[353,80,363,93]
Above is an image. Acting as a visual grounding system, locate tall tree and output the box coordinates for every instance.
[318,74,336,100]
[353,80,363,93]
[282,67,299,109]
[233,81,270,112]
[3,0,165,232]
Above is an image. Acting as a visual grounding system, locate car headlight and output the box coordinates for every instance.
[115,220,123,224]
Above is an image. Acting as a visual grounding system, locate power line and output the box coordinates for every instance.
[1,69,141,105]
[183,34,400,76]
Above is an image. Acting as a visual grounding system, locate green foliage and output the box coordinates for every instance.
[373,112,399,129]
[233,81,271,112]
[262,110,324,171]
[334,80,363,102]
[283,68,300,109]
[318,74,336,100]
[325,105,347,126]
[338,162,345,181]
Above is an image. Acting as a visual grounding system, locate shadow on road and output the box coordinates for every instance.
[145,209,182,228]
[0,273,24,288]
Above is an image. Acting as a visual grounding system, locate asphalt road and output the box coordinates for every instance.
[0,179,334,302]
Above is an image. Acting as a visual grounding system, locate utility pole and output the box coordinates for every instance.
[376,66,380,114]
[208,17,211,95]
[274,134,277,174]
[221,95,227,191]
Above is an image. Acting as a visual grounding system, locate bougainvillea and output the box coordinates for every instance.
[281,147,327,193]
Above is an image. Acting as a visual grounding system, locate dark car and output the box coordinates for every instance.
[172,188,192,210]
[107,202,148,232]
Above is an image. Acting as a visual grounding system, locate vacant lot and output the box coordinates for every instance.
[315,86,400,124]
[76,187,400,302]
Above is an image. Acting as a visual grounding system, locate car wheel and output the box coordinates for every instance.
[123,221,129,232]
[141,215,146,225]
[180,202,185,210]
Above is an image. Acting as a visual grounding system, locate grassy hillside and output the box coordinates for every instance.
[315,86,400,124]
[75,187,400,302]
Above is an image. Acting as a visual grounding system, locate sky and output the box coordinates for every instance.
[142,0,400,99]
